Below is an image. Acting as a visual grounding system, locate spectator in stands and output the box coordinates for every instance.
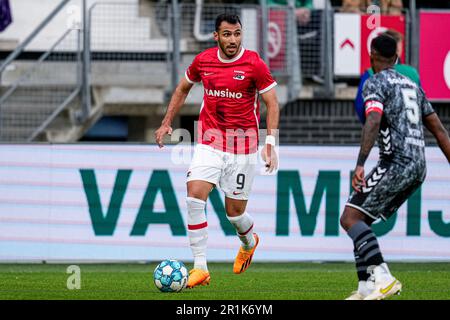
[267,0,313,26]
[380,0,403,15]
[387,0,403,16]
[341,0,403,15]
[354,29,420,124]
[267,0,325,81]
[340,0,365,13]
[368,0,403,15]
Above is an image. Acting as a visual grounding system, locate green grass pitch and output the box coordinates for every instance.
[0,262,449,300]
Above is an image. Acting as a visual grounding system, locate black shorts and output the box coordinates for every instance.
[346,160,426,221]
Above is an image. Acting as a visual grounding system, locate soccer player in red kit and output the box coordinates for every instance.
[155,13,280,288]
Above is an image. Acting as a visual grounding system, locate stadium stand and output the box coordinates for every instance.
[0,0,449,144]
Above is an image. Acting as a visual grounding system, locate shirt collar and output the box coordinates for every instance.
[217,47,245,63]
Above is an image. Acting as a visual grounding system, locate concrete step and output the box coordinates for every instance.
[0,127,35,141]
[0,85,80,142]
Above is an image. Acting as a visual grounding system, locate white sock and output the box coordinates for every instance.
[186,197,208,272]
[227,212,255,250]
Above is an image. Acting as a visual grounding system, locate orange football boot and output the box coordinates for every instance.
[233,233,259,274]
[186,269,210,288]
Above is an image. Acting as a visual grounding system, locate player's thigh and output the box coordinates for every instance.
[347,162,397,220]
[186,144,223,197]
[219,153,257,201]
[347,162,422,221]
[381,177,423,220]
[340,205,374,231]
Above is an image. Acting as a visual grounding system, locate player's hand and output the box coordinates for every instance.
[154,124,173,148]
[261,144,278,174]
[352,165,366,192]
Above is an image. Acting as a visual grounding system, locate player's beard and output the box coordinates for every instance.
[218,40,241,59]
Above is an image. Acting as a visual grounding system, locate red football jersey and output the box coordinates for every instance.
[185,47,277,154]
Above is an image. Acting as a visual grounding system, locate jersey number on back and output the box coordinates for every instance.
[401,88,420,125]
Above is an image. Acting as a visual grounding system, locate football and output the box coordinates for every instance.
[153,259,188,292]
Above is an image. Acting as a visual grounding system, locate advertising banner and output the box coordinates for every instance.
[0,145,449,262]
[419,11,450,101]
[268,8,287,73]
[360,14,406,73]
[334,13,406,76]
[334,13,361,76]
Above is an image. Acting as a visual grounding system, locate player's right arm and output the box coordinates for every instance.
[423,113,450,163]
[353,76,385,191]
[353,111,382,191]
[155,77,194,148]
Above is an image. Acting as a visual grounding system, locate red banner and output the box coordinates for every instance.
[268,9,287,72]
[360,14,406,74]
[419,12,450,101]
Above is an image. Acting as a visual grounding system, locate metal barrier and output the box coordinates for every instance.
[1,29,81,142]
[0,0,84,142]
[87,1,172,90]
[177,3,264,64]
[89,2,170,56]
[295,9,326,79]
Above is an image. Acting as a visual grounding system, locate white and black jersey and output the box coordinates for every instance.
[347,68,435,221]
[362,68,435,164]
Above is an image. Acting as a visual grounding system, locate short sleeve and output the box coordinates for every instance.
[355,70,371,124]
[362,76,386,116]
[254,57,277,94]
[419,87,435,117]
[185,55,201,84]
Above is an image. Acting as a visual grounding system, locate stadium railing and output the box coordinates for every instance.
[0,0,85,142]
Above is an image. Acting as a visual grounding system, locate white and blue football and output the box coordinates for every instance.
[153,259,188,292]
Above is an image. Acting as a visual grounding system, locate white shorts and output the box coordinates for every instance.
[186,144,257,200]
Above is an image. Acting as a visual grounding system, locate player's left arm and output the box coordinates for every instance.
[419,88,450,163]
[423,113,450,163]
[353,111,382,191]
[260,87,280,173]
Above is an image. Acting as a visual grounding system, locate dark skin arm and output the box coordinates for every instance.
[423,113,450,163]
[353,111,382,192]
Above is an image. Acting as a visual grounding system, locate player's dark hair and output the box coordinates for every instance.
[371,34,397,59]
[215,13,242,32]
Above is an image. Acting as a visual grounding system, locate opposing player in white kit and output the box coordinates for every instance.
[155,13,280,289]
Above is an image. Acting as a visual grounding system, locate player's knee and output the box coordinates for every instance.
[226,207,245,217]
[225,201,246,217]
[340,209,365,231]
[340,212,353,231]
[186,196,206,214]
[187,181,212,200]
